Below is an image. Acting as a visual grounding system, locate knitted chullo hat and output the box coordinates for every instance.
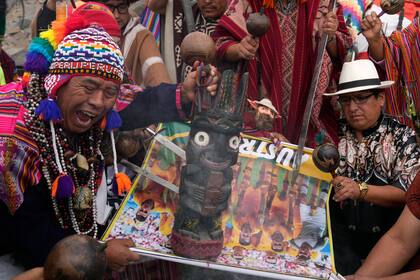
[71,2,121,39]
[44,26,124,97]
[35,25,124,131]
[24,13,131,199]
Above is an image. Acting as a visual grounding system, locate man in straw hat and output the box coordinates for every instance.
[324,59,420,275]
[0,15,219,272]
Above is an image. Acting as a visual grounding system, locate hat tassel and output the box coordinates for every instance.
[102,109,122,132]
[48,120,74,199]
[35,98,62,122]
[51,173,75,199]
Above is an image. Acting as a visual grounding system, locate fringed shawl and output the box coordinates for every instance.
[0,82,41,214]
[382,17,419,127]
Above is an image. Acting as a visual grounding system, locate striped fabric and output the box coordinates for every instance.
[0,82,41,214]
[382,17,419,127]
[48,26,125,83]
[140,7,161,47]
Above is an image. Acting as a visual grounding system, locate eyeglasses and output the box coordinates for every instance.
[338,92,376,106]
[107,4,129,14]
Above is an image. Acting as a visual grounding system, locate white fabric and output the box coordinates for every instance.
[293,204,326,248]
[122,17,147,58]
[96,172,113,225]
[142,56,165,78]
[355,5,411,54]
[163,0,177,83]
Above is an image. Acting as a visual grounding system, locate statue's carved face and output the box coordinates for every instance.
[271,231,285,252]
[297,242,312,261]
[187,114,242,171]
[239,223,252,246]
[233,246,245,260]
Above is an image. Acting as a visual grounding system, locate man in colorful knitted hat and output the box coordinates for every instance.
[0,18,219,272]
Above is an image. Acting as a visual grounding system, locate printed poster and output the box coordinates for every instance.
[103,122,336,279]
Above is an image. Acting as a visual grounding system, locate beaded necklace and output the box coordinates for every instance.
[24,74,103,238]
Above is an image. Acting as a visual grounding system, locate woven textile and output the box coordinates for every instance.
[0,82,41,214]
[382,17,420,127]
[45,26,124,97]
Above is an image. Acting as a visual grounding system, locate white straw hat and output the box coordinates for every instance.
[324,59,394,96]
[255,98,279,116]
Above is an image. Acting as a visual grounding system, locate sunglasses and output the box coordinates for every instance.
[107,4,129,14]
[338,92,376,106]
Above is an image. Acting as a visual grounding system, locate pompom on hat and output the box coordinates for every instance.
[24,2,121,77]
[67,2,121,39]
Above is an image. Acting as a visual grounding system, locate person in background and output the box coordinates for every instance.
[103,0,171,86]
[324,59,420,275]
[147,0,229,82]
[181,0,230,79]
[213,0,354,146]
[361,10,419,133]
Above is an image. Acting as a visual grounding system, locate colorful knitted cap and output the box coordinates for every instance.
[25,23,124,129]
[24,1,122,87]
[48,25,124,85]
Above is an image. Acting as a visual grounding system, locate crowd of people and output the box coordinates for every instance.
[0,0,419,279]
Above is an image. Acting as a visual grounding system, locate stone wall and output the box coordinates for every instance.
[2,0,42,66]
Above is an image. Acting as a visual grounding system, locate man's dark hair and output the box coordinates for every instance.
[44,235,107,280]
[370,88,384,97]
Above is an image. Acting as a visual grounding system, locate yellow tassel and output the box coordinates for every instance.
[116,172,132,195]
[263,0,275,9]
[22,72,31,86]
[51,20,67,45]
[40,29,58,50]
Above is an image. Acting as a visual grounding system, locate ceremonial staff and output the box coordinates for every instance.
[290,0,338,187]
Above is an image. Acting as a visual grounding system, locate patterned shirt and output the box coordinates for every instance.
[337,114,420,191]
[332,114,420,234]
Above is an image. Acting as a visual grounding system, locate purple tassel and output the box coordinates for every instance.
[35,98,62,121]
[24,52,50,74]
[55,175,75,200]
[105,109,122,132]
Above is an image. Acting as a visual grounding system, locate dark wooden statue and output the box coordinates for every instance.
[170,36,249,258]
